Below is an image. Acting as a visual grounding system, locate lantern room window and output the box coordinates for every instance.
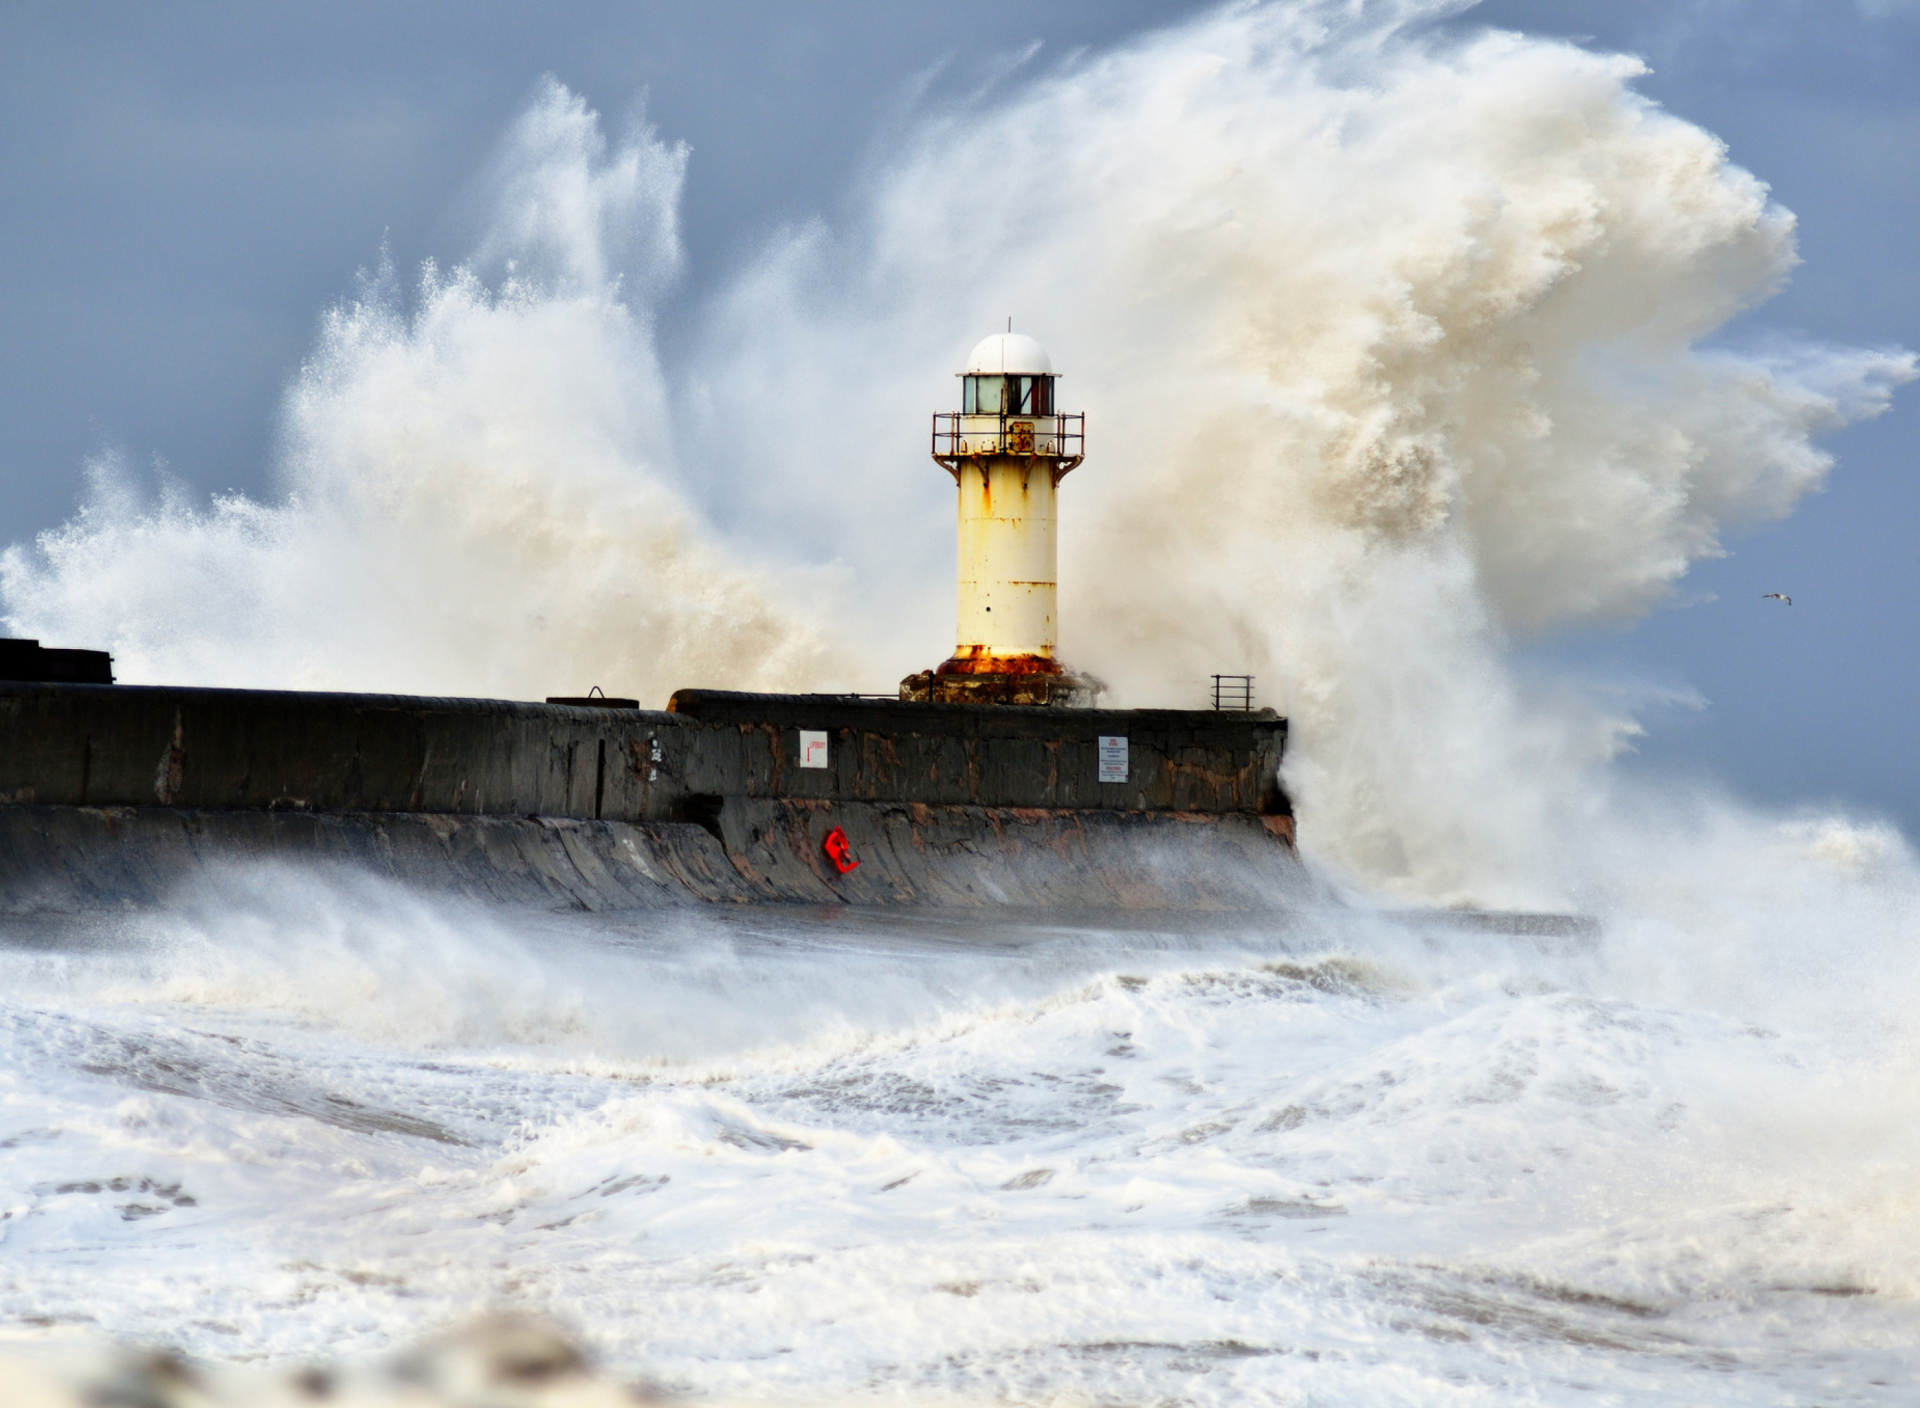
[963,374,1053,415]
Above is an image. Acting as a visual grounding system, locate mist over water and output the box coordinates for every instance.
[2,2,1920,1400]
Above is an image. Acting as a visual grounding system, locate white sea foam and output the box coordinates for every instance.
[3,881,1919,1401]
[686,4,1914,904]
[1,1,1919,1400]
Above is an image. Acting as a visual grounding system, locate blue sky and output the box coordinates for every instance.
[1,0,1916,828]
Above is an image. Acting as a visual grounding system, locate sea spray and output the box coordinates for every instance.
[0,79,843,706]
[691,3,1914,901]
[6,4,1907,904]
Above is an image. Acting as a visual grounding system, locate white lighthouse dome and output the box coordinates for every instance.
[965,332,1053,375]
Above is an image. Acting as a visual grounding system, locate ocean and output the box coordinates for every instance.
[4,855,1917,1403]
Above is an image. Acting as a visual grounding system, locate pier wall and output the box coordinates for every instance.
[0,684,1299,912]
[0,685,1289,821]
[0,803,1311,915]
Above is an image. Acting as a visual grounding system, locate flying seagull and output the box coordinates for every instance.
[1762,593,1792,605]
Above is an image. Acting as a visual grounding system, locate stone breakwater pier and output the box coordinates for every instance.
[0,684,1302,913]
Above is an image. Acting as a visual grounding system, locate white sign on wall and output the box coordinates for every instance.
[1098,735,1128,784]
[799,730,830,769]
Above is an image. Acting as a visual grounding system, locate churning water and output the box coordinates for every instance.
[3,1,1919,1401]
[4,868,1920,1404]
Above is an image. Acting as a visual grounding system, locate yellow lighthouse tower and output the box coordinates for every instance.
[900,332,1093,707]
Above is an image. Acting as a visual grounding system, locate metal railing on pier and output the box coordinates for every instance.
[1211,675,1255,711]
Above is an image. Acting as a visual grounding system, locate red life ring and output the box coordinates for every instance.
[823,825,859,874]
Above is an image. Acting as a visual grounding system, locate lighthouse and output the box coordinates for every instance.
[900,332,1093,707]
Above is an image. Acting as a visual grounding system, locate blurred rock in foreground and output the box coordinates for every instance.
[0,1313,673,1407]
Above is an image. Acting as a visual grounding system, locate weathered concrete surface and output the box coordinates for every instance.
[0,806,754,913]
[710,798,1310,910]
[0,684,1299,913]
[0,802,1311,914]
[665,690,1290,816]
[0,683,1289,819]
[0,684,666,820]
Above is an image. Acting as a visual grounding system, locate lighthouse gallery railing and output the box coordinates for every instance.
[931,412,1084,478]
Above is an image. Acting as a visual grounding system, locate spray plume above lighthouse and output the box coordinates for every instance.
[900,330,1094,706]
